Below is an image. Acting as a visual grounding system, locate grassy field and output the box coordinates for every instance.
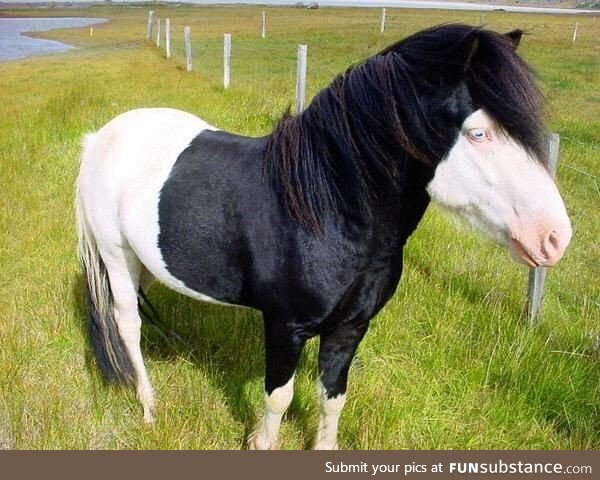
[0,4,598,450]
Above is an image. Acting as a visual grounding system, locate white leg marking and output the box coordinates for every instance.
[117,309,156,424]
[116,313,155,423]
[105,250,156,424]
[248,376,294,450]
[314,379,346,450]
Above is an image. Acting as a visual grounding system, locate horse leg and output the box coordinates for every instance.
[103,246,156,423]
[314,320,370,450]
[248,318,307,450]
[139,266,155,294]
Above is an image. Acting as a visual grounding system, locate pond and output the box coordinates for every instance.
[0,17,107,62]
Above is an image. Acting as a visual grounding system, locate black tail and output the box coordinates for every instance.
[84,257,136,385]
[76,178,136,385]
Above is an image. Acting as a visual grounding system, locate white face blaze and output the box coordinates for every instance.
[426,109,572,268]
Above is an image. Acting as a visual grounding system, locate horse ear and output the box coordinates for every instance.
[504,29,524,49]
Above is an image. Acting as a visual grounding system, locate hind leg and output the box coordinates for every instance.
[139,266,155,294]
[103,246,156,423]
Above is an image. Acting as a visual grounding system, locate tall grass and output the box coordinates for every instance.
[0,5,597,449]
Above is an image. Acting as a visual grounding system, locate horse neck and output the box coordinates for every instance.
[264,71,434,232]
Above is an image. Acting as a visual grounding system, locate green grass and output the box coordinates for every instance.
[0,5,598,450]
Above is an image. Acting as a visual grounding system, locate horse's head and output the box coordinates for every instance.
[427,108,571,267]
[413,26,572,267]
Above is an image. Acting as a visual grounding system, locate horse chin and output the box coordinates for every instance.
[452,210,543,268]
[508,238,540,268]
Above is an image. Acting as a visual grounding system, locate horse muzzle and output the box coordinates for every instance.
[509,221,572,268]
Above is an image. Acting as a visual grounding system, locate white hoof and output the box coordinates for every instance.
[143,411,155,424]
[247,420,278,450]
[138,386,156,424]
[141,395,156,424]
[313,441,339,450]
[247,434,276,450]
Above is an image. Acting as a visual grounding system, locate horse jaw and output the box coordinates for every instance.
[425,109,572,268]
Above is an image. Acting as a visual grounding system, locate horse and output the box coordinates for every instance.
[75,24,572,449]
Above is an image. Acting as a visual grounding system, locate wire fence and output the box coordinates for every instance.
[151,19,357,108]
[145,7,596,116]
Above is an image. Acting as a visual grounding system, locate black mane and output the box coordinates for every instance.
[264,24,546,233]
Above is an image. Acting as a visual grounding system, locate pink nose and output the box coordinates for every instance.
[538,226,571,266]
[509,223,572,268]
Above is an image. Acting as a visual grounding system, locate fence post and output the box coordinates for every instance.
[156,18,161,48]
[165,18,171,59]
[572,22,578,43]
[146,11,154,40]
[261,11,266,39]
[296,44,308,114]
[527,133,560,325]
[380,8,386,34]
[224,33,231,89]
[184,26,192,72]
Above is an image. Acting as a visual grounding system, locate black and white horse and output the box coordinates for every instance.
[76,25,571,449]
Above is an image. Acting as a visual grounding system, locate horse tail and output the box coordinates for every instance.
[76,133,136,385]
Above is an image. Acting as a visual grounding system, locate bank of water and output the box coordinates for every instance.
[0,17,107,61]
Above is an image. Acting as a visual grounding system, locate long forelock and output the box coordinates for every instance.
[382,24,547,162]
[466,31,547,163]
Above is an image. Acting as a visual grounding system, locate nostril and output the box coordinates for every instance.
[541,230,561,258]
[548,230,560,249]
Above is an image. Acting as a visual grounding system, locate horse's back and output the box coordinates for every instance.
[80,108,212,186]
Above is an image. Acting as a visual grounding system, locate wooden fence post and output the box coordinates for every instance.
[261,11,266,39]
[146,11,154,40]
[380,8,386,34]
[184,26,192,72]
[296,44,307,114]
[527,133,560,325]
[224,33,231,89]
[156,18,161,48]
[165,18,171,59]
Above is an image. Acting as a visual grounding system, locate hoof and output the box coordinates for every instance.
[142,402,156,424]
[247,434,278,450]
[313,441,339,450]
[247,422,278,450]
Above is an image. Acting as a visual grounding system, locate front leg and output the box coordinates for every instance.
[314,320,370,450]
[248,317,307,450]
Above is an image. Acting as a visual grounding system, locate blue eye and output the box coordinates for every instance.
[467,128,489,142]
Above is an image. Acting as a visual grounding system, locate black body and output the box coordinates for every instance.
[159,130,431,395]
[157,24,544,400]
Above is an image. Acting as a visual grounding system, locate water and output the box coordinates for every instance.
[0,17,107,62]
